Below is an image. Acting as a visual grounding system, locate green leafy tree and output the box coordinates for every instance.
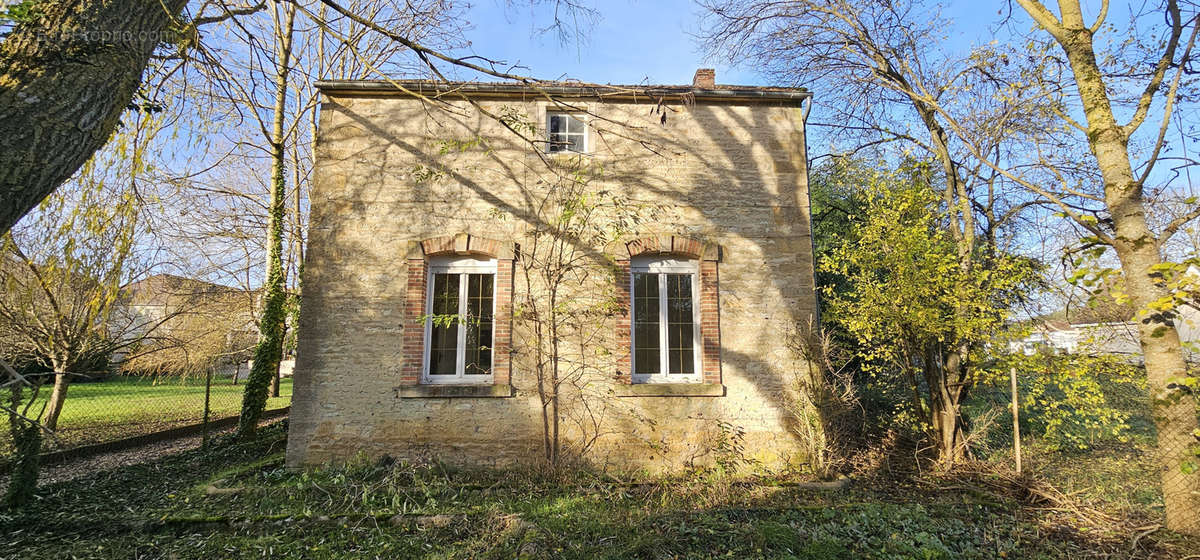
[999,351,1143,452]
[820,162,1035,464]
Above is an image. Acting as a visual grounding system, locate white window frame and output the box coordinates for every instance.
[546,112,589,154]
[630,257,703,384]
[422,256,497,385]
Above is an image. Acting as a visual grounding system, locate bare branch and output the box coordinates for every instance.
[1123,0,1187,136]
[1014,0,1066,41]
[1137,13,1200,186]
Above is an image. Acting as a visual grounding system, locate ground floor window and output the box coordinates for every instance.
[424,257,496,383]
[630,257,702,383]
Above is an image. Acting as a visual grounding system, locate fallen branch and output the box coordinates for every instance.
[1130,524,1160,553]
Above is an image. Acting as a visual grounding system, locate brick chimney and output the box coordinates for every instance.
[693,68,715,88]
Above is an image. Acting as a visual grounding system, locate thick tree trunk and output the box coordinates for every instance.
[924,345,969,467]
[42,371,71,431]
[0,0,188,235]
[1056,19,1200,535]
[1117,240,1200,535]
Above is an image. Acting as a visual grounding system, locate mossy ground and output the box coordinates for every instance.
[2,420,1197,559]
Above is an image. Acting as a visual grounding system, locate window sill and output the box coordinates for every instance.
[546,151,592,159]
[394,384,513,398]
[614,383,725,397]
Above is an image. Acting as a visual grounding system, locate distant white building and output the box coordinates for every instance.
[1011,266,1200,362]
[1177,265,1200,352]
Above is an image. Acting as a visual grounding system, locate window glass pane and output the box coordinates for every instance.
[464,273,494,375]
[428,273,459,376]
[567,133,583,152]
[632,272,660,374]
[666,274,695,374]
[547,114,585,153]
[666,274,693,322]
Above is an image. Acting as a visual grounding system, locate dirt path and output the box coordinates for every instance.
[1,425,244,494]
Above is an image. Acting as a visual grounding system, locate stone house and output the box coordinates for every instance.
[113,274,259,372]
[286,70,820,472]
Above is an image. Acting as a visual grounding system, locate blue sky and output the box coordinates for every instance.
[452,0,1015,86]
[453,0,747,85]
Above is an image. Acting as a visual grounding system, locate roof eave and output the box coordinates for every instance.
[314,80,812,103]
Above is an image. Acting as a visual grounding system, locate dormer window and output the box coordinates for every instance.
[547,112,587,153]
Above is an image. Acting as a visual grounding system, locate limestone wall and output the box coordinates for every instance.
[286,91,819,473]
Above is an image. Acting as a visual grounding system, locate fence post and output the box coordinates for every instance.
[202,366,213,448]
[1010,366,1022,474]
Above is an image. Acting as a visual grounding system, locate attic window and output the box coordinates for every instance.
[547,112,587,153]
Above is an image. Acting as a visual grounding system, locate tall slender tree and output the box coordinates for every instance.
[1005,0,1200,535]
[237,0,295,438]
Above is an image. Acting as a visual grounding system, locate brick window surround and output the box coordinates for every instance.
[398,233,514,396]
[614,236,721,389]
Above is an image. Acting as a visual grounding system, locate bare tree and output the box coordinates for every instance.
[1000,0,1200,535]
[512,160,651,464]
[699,0,1044,466]
[701,0,1200,534]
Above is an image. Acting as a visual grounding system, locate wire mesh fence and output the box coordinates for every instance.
[964,358,1200,525]
[1,371,292,460]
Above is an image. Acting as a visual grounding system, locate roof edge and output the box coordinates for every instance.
[314,80,812,103]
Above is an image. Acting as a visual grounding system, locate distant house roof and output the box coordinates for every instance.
[121,274,246,307]
[1038,319,1074,331]
[314,79,812,104]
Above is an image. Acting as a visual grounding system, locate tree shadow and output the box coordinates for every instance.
[287,90,820,471]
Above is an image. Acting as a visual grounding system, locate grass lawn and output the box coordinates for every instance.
[2,420,1196,559]
[3,376,292,454]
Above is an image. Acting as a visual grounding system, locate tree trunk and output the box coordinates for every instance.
[544,288,561,466]
[1056,18,1200,535]
[42,371,71,431]
[923,345,969,467]
[911,88,978,468]
[0,0,188,235]
[5,383,42,509]
[237,1,294,439]
[270,356,281,398]
[1115,234,1200,535]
